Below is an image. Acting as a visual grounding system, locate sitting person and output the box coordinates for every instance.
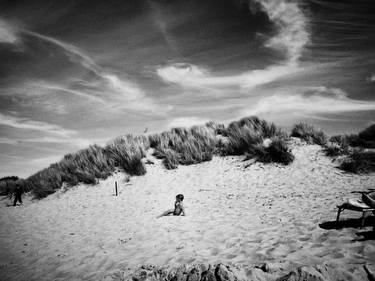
[157,194,185,218]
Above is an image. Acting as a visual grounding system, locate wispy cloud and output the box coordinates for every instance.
[156,0,308,90]
[0,112,93,147]
[242,87,375,116]
[23,30,99,73]
[21,28,165,114]
[148,0,179,52]
[367,73,375,83]
[168,117,209,128]
[0,112,75,137]
[157,63,299,89]
[0,19,18,44]
[256,0,309,63]
[0,137,19,145]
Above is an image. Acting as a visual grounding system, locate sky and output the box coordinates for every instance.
[0,0,374,178]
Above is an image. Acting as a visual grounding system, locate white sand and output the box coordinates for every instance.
[0,141,374,280]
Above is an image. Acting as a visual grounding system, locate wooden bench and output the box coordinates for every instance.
[336,202,374,228]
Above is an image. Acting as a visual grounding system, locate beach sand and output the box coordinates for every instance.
[0,141,374,280]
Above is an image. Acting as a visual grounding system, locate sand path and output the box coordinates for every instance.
[0,142,374,280]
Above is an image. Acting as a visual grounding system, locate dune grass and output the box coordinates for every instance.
[320,124,375,173]
[0,176,20,196]
[291,122,327,145]
[26,145,116,198]
[25,135,149,198]
[6,117,374,199]
[339,151,375,174]
[15,116,296,198]
[105,135,148,176]
[330,124,375,149]
[149,125,217,169]
[150,117,293,169]
[323,142,347,157]
[246,138,295,165]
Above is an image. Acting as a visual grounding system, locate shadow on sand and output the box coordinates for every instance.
[319,216,375,241]
[319,216,375,230]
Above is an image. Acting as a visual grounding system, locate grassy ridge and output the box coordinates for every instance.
[3,118,374,199]
[20,116,293,198]
[330,124,375,149]
[150,117,293,169]
[292,122,375,174]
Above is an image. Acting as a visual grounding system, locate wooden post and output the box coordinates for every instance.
[336,207,342,222]
[115,181,118,196]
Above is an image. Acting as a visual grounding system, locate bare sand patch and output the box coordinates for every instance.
[0,143,374,280]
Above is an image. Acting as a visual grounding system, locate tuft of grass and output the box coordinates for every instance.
[323,142,348,157]
[339,151,375,174]
[219,116,286,156]
[291,122,327,145]
[150,125,216,169]
[105,135,148,176]
[26,145,116,198]
[0,176,20,196]
[161,149,180,170]
[358,124,375,146]
[245,138,294,165]
[150,117,292,169]
[330,124,375,149]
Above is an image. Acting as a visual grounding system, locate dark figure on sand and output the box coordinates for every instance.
[158,194,185,218]
[13,184,23,206]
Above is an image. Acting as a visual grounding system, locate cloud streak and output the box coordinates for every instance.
[157,63,299,89]
[367,73,375,83]
[156,0,309,90]
[0,112,76,138]
[243,87,375,116]
[168,117,209,129]
[0,19,18,44]
[256,0,309,63]
[0,112,93,147]
[21,28,163,113]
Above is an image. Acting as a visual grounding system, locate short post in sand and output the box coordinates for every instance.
[115,181,118,196]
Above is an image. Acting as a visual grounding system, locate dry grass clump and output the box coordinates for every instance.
[26,145,116,198]
[150,117,293,169]
[249,138,295,165]
[325,124,375,173]
[218,117,293,165]
[218,117,285,154]
[339,151,375,174]
[0,176,20,196]
[150,125,217,169]
[27,136,149,198]
[323,143,346,157]
[105,135,148,176]
[330,124,375,149]
[291,122,327,145]
[358,124,375,148]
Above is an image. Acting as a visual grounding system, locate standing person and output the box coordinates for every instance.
[157,194,185,218]
[13,183,23,206]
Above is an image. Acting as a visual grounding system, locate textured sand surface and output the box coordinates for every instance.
[0,142,374,280]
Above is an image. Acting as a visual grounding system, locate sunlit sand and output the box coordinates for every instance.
[1,140,374,280]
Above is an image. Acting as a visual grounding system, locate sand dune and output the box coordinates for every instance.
[0,141,374,281]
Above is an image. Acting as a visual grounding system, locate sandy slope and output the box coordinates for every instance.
[0,141,374,281]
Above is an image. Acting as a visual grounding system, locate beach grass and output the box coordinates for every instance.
[291,122,327,145]
[13,117,374,199]
[339,151,375,173]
